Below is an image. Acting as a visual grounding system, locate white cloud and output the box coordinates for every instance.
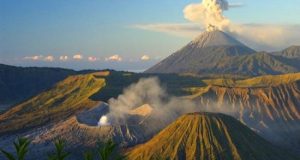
[23,55,43,61]
[228,24,300,50]
[44,55,54,62]
[133,0,300,51]
[88,56,98,62]
[132,23,202,37]
[59,56,68,61]
[105,55,122,62]
[73,54,83,60]
[141,55,150,61]
[133,23,300,51]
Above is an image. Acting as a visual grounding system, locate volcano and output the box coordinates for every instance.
[145,30,255,74]
[126,113,299,160]
[145,30,300,76]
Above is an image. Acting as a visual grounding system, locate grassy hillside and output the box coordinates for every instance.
[91,71,204,102]
[127,113,298,160]
[0,64,76,105]
[0,72,107,134]
[202,73,300,88]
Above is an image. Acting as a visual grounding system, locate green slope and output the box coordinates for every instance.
[202,72,300,88]
[126,113,298,160]
[0,72,107,134]
[0,63,76,105]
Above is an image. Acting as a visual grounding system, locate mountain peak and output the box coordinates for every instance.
[127,112,299,160]
[191,30,246,48]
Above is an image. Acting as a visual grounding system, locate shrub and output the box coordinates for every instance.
[0,137,30,160]
[48,139,70,160]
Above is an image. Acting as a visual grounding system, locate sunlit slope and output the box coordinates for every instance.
[127,113,298,160]
[0,72,107,134]
[202,73,300,87]
[0,63,76,105]
[189,74,300,152]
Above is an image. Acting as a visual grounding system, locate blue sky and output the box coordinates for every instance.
[1,0,300,71]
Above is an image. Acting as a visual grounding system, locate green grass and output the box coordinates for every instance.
[203,72,300,88]
[0,72,107,134]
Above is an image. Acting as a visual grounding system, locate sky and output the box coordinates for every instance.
[1,0,300,71]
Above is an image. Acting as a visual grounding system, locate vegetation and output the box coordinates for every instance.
[83,151,94,160]
[0,63,76,105]
[0,72,107,134]
[203,72,300,88]
[0,137,30,160]
[0,137,125,160]
[48,140,70,160]
[91,70,204,102]
[96,139,125,160]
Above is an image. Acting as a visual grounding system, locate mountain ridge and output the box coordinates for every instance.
[0,72,107,135]
[191,30,250,48]
[126,112,298,160]
[189,76,300,152]
[145,31,300,76]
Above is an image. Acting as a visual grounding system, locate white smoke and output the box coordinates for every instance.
[181,0,300,50]
[98,115,110,126]
[105,77,199,125]
[103,77,240,127]
[184,0,230,31]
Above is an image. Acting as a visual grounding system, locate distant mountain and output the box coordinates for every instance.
[190,73,300,153]
[126,113,298,160]
[0,64,76,106]
[145,30,255,74]
[211,52,299,76]
[145,30,300,76]
[272,46,300,58]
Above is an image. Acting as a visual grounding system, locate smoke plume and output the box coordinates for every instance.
[104,77,238,126]
[104,77,199,125]
[184,0,230,31]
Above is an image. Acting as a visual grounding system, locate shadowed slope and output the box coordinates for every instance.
[127,113,298,160]
[145,31,300,76]
[0,72,107,134]
[145,30,255,74]
[211,52,299,76]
